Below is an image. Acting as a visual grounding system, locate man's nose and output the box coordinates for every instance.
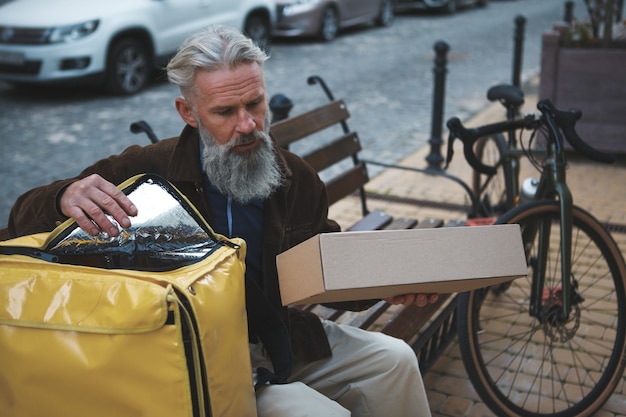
[236,110,256,133]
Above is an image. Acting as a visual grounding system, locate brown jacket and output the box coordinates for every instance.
[8,125,375,362]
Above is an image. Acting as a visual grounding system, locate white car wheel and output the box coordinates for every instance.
[106,38,149,95]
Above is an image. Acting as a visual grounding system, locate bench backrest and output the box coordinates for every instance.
[270,99,369,214]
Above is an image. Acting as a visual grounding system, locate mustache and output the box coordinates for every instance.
[225,130,270,150]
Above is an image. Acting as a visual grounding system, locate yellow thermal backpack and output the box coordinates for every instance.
[0,174,257,417]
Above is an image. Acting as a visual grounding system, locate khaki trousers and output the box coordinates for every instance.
[251,319,431,417]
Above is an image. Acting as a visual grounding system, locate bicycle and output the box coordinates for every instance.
[445,99,626,417]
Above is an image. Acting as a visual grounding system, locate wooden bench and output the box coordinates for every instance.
[269,91,458,374]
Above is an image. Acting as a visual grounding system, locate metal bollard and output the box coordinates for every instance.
[269,93,294,123]
[426,40,449,172]
[564,1,575,24]
[512,15,526,88]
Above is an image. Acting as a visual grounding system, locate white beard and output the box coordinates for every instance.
[198,112,284,204]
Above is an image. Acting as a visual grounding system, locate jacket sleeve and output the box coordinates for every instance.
[7,178,76,238]
[6,142,170,238]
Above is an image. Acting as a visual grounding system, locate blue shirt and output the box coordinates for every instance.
[204,178,265,288]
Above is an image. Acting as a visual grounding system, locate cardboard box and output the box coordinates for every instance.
[276,224,527,306]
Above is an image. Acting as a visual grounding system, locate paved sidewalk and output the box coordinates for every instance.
[327,78,626,417]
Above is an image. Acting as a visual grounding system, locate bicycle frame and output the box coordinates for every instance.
[521,115,575,323]
[465,108,576,322]
[501,113,522,208]
[483,135,522,211]
[476,119,545,215]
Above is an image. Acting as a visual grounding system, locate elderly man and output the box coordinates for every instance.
[7,25,434,416]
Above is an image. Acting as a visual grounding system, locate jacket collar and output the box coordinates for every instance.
[166,125,203,183]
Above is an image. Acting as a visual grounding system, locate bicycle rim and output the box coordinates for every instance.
[458,201,626,417]
[472,133,514,217]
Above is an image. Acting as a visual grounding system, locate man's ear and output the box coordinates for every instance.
[175,97,198,128]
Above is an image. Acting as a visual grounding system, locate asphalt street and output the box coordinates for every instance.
[0,0,579,229]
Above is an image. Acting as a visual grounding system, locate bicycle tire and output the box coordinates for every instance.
[458,201,626,417]
[472,133,515,217]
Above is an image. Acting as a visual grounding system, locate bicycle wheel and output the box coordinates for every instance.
[458,201,626,417]
[472,133,515,217]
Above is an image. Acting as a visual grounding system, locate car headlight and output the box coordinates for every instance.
[47,20,99,43]
[281,0,320,16]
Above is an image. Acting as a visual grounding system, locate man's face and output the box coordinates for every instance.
[175,62,268,150]
[174,62,282,203]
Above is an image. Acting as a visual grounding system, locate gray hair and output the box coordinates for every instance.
[166,25,268,96]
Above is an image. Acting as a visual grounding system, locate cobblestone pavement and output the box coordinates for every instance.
[0,0,575,227]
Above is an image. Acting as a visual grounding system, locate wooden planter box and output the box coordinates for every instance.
[539,29,626,154]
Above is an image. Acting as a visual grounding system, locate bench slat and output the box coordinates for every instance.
[348,210,393,231]
[325,163,369,206]
[270,100,350,148]
[302,132,361,172]
[384,217,419,230]
[415,218,444,228]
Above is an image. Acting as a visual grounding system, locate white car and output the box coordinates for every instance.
[0,0,275,95]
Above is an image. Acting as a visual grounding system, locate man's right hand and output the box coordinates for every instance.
[59,174,137,237]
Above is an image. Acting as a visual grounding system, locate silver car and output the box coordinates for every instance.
[273,0,395,42]
[395,0,487,14]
